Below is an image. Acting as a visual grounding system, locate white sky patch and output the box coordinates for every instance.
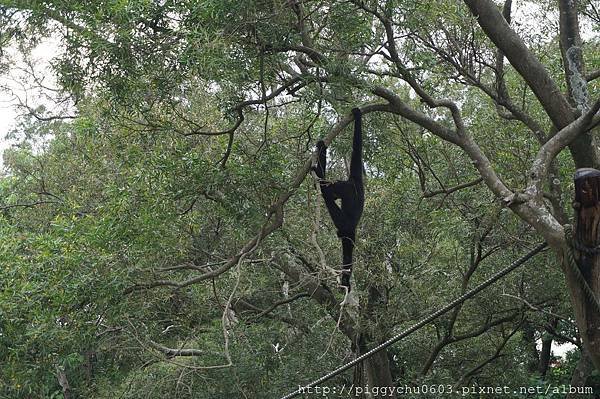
[513,0,598,42]
[0,36,64,168]
[0,94,18,160]
[552,341,576,358]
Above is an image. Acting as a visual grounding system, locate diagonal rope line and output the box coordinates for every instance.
[280,242,548,399]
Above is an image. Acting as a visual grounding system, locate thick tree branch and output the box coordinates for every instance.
[148,340,207,357]
[288,0,315,50]
[371,86,513,201]
[273,253,357,341]
[463,0,597,168]
[587,69,600,83]
[559,0,589,111]
[527,99,600,199]
[372,85,566,245]
[233,296,310,333]
[371,86,461,145]
[463,0,572,128]
[134,105,392,291]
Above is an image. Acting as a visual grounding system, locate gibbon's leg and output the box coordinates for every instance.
[340,234,355,289]
[315,140,344,226]
[320,181,356,290]
[322,181,356,233]
[314,140,327,180]
[315,140,353,233]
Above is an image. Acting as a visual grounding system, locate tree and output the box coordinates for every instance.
[1,0,599,396]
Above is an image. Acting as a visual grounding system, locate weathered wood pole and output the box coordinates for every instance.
[572,168,600,369]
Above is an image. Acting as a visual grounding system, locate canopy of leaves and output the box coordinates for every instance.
[1,0,599,398]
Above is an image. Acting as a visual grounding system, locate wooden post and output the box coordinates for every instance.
[572,168,600,368]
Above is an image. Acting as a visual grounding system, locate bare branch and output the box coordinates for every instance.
[422,312,517,375]
[176,206,283,289]
[124,280,180,294]
[423,177,483,198]
[157,261,227,273]
[0,201,60,210]
[351,0,469,132]
[233,294,310,333]
[453,322,521,388]
[452,314,517,342]
[413,27,548,143]
[501,293,571,322]
[371,86,461,144]
[252,292,310,319]
[148,340,207,357]
[587,69,600,83]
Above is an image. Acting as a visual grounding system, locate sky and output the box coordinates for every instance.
[0,38,61,168]
[0,81,20,164]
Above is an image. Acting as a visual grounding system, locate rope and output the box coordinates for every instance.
[564,225,600,313]
[567,225,600,255]
[280,242,547,399]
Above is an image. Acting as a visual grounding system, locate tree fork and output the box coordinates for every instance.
[571,168,600,369]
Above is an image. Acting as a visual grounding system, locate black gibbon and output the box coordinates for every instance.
[314,107,365,290]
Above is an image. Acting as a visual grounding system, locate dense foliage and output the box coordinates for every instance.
[1,0,599,398]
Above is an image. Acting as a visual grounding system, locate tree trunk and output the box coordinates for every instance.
[567,350,593,399]
[521,321,540,374]
[353,285,395,399]
[539,318,559,377]
[538,335,553,378]
[569,169,600,370]
[558,0,589,112]
[56,367,71,399]
[365,350,395,394]
[354,333,395,399]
